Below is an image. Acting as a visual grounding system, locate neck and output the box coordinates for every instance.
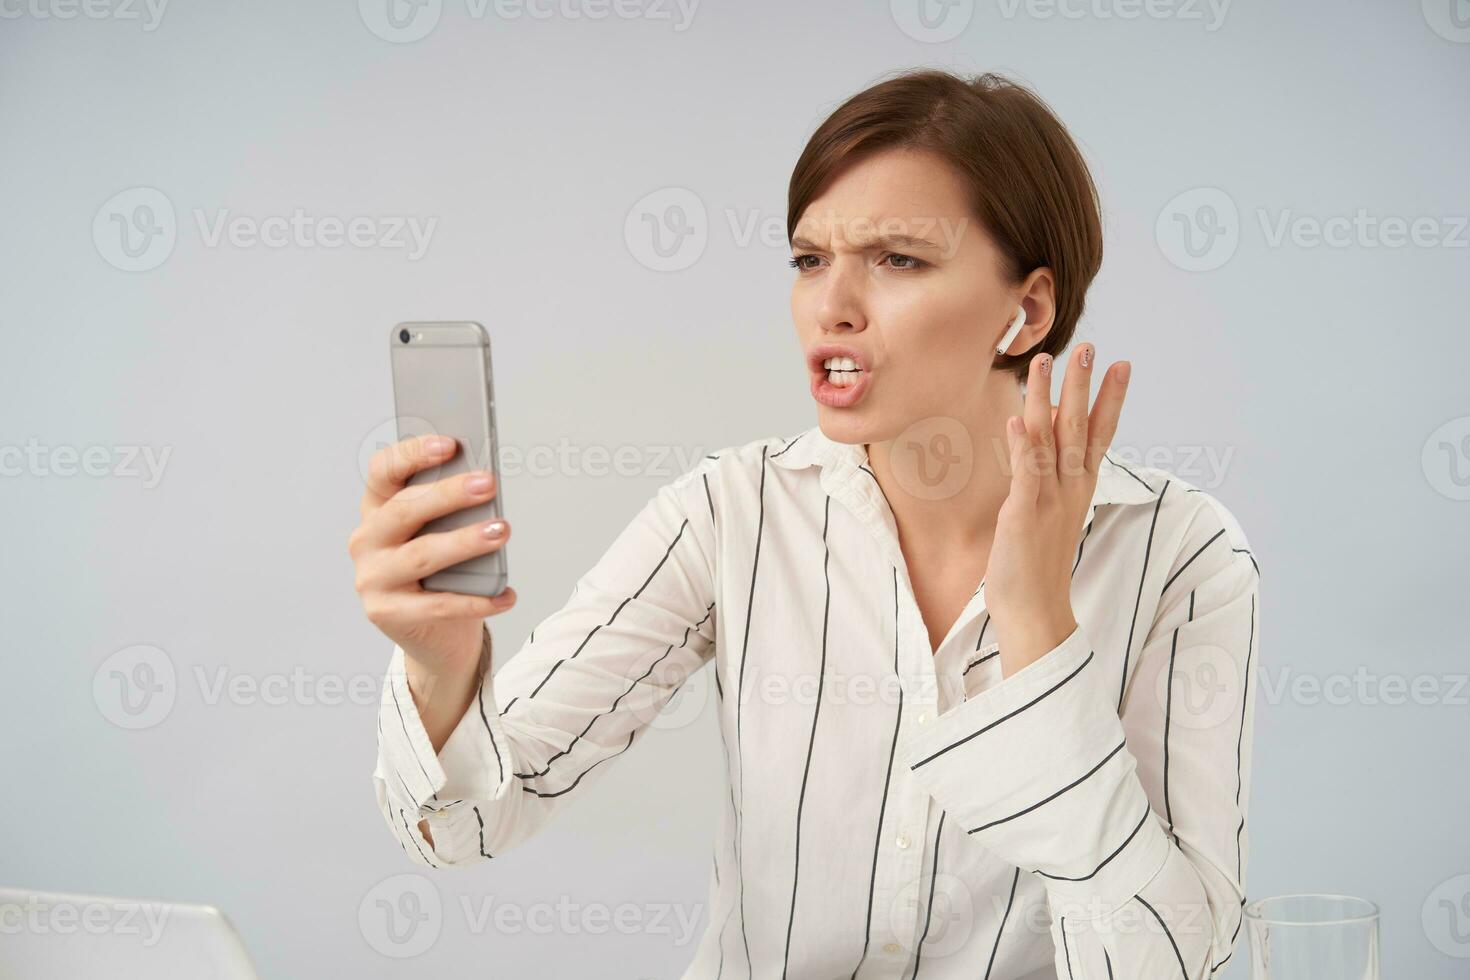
[864,379,1024,550]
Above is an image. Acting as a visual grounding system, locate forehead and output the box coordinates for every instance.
[794,147,972,240]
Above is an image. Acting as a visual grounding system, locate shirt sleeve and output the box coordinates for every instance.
[372,469,718,869]
[895,504,1260,979]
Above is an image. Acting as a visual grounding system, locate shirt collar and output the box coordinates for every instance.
[768,423,1162,516]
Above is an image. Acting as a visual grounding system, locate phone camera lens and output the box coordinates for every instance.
[399,329,411,344]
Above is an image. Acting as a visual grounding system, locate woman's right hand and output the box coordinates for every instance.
[349,434,518,688]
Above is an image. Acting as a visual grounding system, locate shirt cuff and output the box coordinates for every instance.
[377,628,515,816]
[895,623,1170,918]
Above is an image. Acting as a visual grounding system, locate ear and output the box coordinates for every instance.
[1014,267,1057,352]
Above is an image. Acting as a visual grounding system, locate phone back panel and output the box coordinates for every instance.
[388,321,507,597]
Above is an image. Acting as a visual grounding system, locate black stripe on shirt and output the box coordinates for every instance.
[390,680,438,803]
[512,602,714,780]
[982,867,1020,980]
[472,805,493,859]
[911,650,1095,771]
[1134,893,1191,978]
[1160,527,1226,596]
[733,444,768,976]
[476,667,506,786]
[398,807,436,868]
[1036,801,1152,882]
[849,568,905,980]
[769,430,807,459]
[1104,454,1156,493]
[910,810,948,980]
[781,496,832,980]
[1120,482,1170,710]
[520,730,636,799]
[515,517,693,704]
[1235,593,1257,882]
[1059,915,1075,980]
[968,738,1127,834]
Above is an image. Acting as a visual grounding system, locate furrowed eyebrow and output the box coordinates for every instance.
[790,232,941,252]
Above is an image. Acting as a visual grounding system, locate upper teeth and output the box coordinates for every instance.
[822,356,859,371]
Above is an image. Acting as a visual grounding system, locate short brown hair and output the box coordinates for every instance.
[787,69,1104,382]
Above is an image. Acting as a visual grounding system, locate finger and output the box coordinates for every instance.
[366,469,499,547]
[1007,415,1040,505]
[362,435,458,514]
[361,519,511,592]
[1023,353,1058,486]
[1086,361,1131,473]
[1055,342,1094,484]
[365,586,518,628]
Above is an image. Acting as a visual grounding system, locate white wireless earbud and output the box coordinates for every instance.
[995,306,1026,355]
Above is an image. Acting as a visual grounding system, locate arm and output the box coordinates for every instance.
[898,508,1259,979]
[373,471,719,867]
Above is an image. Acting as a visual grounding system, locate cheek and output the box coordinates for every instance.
[878,281,989,357]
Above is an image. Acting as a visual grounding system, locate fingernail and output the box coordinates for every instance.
[482,520,507,538]
[1079,345,1093,369]
[427,435,455,452]
[1040,355,1052,377]
[1117,361,1131,383]
[466,472,493,494]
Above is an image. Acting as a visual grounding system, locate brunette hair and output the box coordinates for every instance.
[787,69,1104,381]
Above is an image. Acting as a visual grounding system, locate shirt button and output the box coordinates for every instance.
[895,833,911,849]
[883,942,901,954]
[916,711,931,726]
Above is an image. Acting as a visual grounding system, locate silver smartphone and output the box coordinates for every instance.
[389,321,508,597]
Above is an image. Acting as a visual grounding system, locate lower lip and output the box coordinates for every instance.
[810,368,871,408]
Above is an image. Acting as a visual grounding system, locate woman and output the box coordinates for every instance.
[351,68,1260,979]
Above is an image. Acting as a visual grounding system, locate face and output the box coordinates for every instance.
[790,147,1054,446]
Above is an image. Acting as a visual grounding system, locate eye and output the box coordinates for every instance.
[788,253,823,271]
[883,253,925,270]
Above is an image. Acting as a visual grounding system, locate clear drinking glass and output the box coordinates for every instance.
[1245,893,1380,980]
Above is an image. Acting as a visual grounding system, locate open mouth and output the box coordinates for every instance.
[820,356,864,387]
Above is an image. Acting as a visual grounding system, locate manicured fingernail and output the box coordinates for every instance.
[482,520,507,538]
[466,472,493,494]
[1079,345,1093,369]
[1117,361,1131,383]
[1040,355,1052,376]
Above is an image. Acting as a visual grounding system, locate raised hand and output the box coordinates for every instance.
[983,344,1131,678]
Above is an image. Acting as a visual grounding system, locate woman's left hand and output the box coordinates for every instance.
[983,344,1131,679]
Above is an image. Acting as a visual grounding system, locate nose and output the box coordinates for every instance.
[814,262,867,335]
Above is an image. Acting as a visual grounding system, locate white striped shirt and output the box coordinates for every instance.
[374,423,1260,979]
